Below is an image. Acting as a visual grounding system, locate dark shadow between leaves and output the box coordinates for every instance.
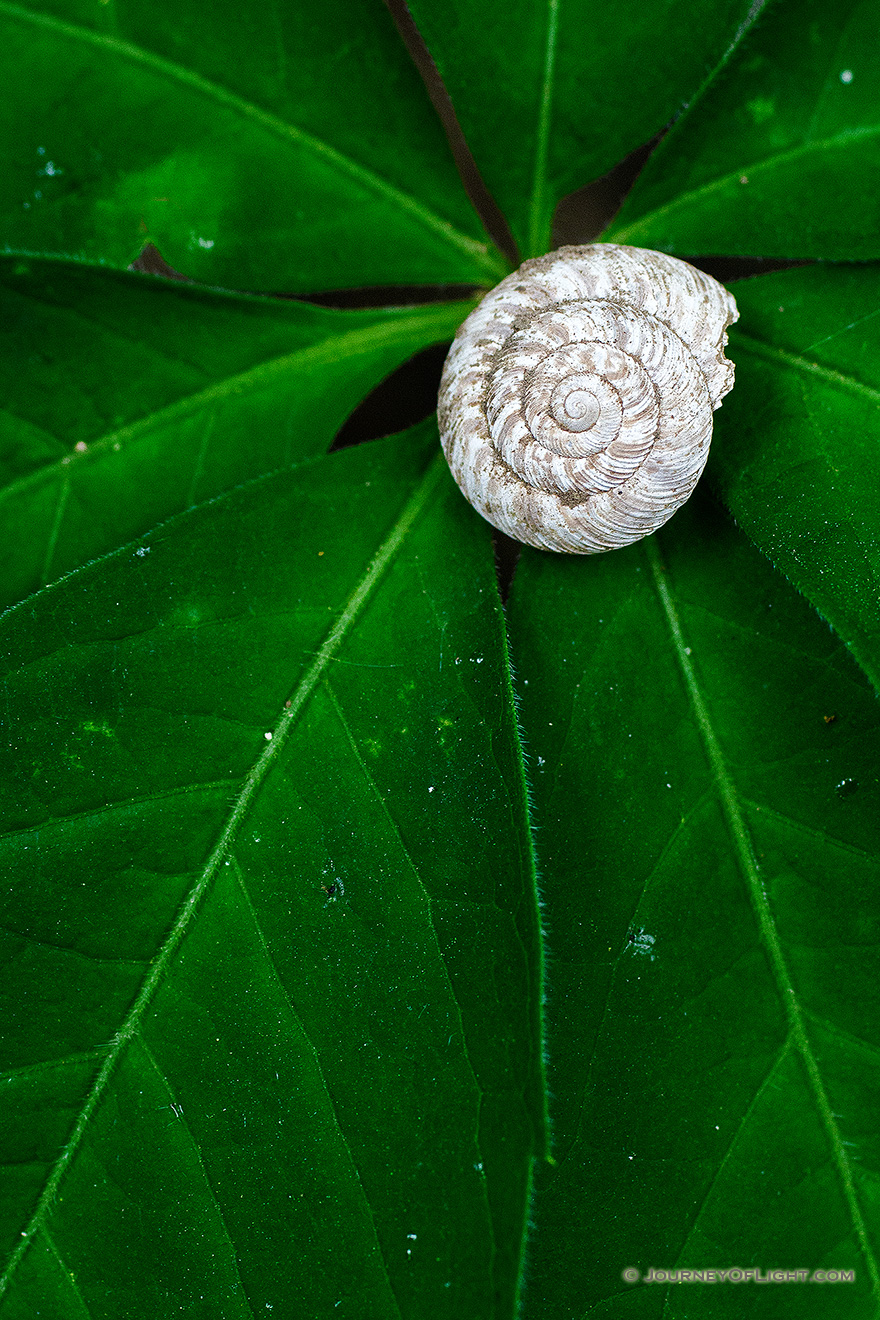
[552,136,663,247]
[550,138,814,288]
[330,343,449,450]
[493,530,522,606]
[383,0,519,268]
[130,243,194,282]
[131,243,481,308]
[686,255,814,284]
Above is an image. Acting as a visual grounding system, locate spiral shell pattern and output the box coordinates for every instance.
[438,243,738,553]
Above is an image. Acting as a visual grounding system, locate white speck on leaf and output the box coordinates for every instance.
[841,68,853,83]
[629,928,656,959]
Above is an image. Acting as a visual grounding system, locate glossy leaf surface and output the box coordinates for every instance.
[609,0,880,258]
[0,0,504,289]
[2,0,880,1314]
[711,265,880,693]
[0,257,474,609]
[406,0,755,257]
[0,425,545,1318]
[508,494,880,1317]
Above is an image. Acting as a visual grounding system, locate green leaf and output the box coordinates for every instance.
[609,0,880,259]
[0,256,475,610]
[0,0,506,289]
[508,493,880,1317]
[406,0,756,258]
[0,424,545,1317]
[710,264,880,693]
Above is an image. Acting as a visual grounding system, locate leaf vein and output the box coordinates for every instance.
[646,533,880,1299]
[0,308,470,514]
[734,331,880,406]
[42,1224,94,1320]
[527,0,560,257]
[802,1011,880,1067]
[741,796,880,869]
[0,0,500,273]
[323,675,492,1104]
[230,858,403,1320]
[0,921,148,966]
[0,452,443,1299]
[39,473,70,587]
[138,1036,256,1318]
[664,1045,792,1299]
[0,779,238,849]
[551,789,715,1176]
[612,124,880,242]
[0,1049,106,1086]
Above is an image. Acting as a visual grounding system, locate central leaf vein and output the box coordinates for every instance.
[734,331,880,405]
[0,452,445,1300]
[612,124,880,242]
[0,307,472,512]
[0,1,501,273]
[646,534,880,1298]
[528,0,560,257]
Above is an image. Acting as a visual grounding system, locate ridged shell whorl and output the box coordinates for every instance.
[438,243,738,553]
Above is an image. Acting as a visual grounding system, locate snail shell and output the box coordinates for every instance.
[437,243,738,553]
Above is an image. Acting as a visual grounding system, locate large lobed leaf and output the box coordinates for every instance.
[2,0,880,1314]
[0,424,546,1317]
[610,0,880,258]
[0,0,506,289]
[0,257,475,611]
[508,492,880,1318]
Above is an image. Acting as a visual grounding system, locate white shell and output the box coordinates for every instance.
[437,243,738,553]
